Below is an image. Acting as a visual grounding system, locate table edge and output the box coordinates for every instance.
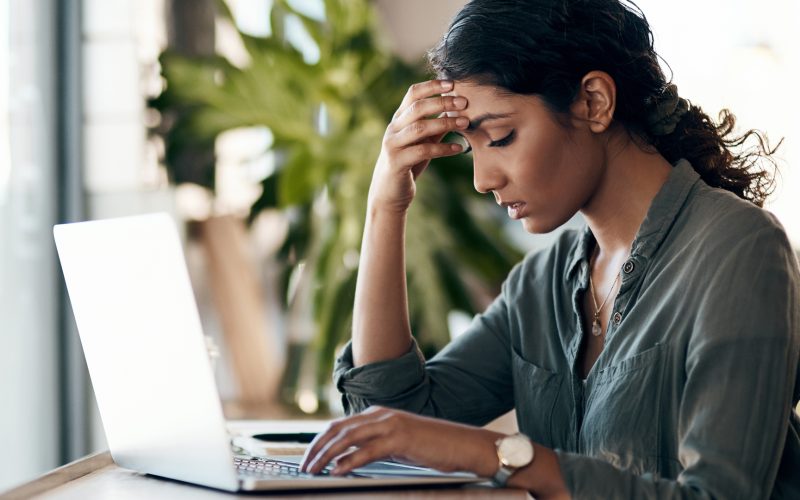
[1,451,113,499]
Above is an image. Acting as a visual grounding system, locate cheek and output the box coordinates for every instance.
[515,127,572,187]
[541,126,600,188]
[526,121,561,152]
[516,129,599,232]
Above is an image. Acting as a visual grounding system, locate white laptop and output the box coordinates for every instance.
[54,213,483,492]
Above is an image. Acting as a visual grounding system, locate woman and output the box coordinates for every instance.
[300,0,800,497]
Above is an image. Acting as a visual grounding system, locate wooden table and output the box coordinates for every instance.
[2,452,531,499]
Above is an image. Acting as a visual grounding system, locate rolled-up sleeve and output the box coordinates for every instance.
[333,338,428,415]
[333,268,518,425]
[554,224,800,499]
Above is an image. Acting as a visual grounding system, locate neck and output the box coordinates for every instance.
[580,133,673,264]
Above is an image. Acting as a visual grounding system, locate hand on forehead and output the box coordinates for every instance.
[441,82,520,125]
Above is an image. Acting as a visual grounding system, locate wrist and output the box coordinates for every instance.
[472,429,505,478]
[506,443,570,499]
[367,199,409,219]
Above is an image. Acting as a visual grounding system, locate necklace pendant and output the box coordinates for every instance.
[591,318,603,336]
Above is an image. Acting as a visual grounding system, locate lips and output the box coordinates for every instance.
[499,201,527,220]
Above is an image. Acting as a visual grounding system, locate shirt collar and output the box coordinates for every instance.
[564,158,701,281]
[565,225,593,281]
[628,158,700,260]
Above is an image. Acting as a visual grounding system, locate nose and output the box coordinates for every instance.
[472,156,506,194]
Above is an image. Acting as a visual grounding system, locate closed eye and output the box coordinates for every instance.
[489,130,515,148]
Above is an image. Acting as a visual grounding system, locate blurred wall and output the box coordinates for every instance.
[374,0,465,63]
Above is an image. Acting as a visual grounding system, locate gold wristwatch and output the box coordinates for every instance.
[491,433,534,487]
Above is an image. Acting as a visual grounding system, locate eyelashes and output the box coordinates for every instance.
[453,129,515,153]
[489,130,515,148]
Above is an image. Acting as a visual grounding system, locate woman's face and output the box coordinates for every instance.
[449,82,605,233]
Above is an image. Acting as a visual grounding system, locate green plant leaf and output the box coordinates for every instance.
[150,0,525,408]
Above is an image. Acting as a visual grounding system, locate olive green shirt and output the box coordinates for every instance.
[333,160,800,499]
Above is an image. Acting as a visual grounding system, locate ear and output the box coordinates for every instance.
[570,71,616,133]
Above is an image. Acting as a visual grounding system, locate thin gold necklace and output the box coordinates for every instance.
[588,250,621,337]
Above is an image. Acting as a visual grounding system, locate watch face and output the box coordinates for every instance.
[498,434,534,467]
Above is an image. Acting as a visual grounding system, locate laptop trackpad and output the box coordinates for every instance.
[352,461,474,477]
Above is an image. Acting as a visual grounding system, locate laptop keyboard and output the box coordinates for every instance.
[234,457,330,479]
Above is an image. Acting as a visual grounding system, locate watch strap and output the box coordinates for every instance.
[491,464,515,487]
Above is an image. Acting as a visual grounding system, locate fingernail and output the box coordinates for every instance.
[441,80,453,90]
[451,143,463,152]
[453,97,467,108]
[332,466,344,476]
[456,117,469,127]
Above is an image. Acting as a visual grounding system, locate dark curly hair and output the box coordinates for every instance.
[428,0,780,206]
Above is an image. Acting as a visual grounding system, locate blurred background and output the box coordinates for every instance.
[1,0,798,491]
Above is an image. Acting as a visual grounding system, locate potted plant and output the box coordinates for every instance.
[150,0,522,412]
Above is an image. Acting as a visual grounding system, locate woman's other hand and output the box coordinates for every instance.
[368,79,469,214]
[300,406,500,477]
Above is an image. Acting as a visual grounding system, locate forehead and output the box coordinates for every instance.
[444,81,533,119]
[446,81,510,104]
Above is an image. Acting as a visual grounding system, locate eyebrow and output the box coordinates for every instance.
[466,112,514,132]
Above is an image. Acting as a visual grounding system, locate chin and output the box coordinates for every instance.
[521,214,572,234]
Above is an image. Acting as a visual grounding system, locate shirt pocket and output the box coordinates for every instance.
[512,351,564,448]
[580,342,666,475]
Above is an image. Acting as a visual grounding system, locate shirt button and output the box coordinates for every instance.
[622,260,635,274]
[613,312,623,325]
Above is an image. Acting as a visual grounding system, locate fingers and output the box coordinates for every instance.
[389,116,469,149]
[300,407,401,476]
[393,94,468,131]
[368,80,469,211]
[397,79,454,114]
[399,142,465,171]
[300,408,383,473]
[306,421,387,475]
[389,80,469,149]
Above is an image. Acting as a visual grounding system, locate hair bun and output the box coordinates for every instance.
[646,83,689,136]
